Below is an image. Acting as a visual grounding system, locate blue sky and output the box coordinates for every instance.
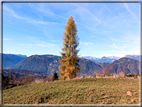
[3,3,140,57]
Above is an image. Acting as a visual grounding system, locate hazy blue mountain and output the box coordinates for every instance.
[1,53,27,68]
[81,56,100,61]
[82,56,121,63]
[96,56,119,63]
[125,55,140,60]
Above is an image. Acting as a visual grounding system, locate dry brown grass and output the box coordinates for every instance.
[3,77,140,104]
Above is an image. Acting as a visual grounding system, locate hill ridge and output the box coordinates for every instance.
[6,54,102,76]
[94,57,139,74]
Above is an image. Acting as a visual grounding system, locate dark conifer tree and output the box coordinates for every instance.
[53,71,58,80]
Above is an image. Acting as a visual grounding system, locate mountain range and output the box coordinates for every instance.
[4,54,140,77]
[82,55,140,63]
[2,53,140,68]
[1,53,140,78]
[5,55,102,76]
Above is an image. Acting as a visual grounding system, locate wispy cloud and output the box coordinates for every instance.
[26,36,44,39]
[76,22,96,31]
[28,3,33,9]
[3,5,61,25]
[110,37,128,43]
[42,30,52,39]
[26,36,60,43]
[122,44,127,52]
[39,3,101,31]
[73,3,101,23]
[112,43,120,49]
[80,41,93,46]
[84,8,101,23]
[39,8,67,20]
[104,4,121,24]
[111,42,127,53]
[20,44,33,46]
[50,40,61,42]
[124,35,140,45]
[36,43,55,47]
[3,38,11,41]
[123,3,138,21]
[21,42,56,47]
[38,5,94,30]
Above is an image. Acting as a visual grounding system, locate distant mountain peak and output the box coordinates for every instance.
[124,55,140,60]
[81,55,140,63]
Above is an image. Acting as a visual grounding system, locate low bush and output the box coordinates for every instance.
[18,75,36,85]
[126,74,135,77]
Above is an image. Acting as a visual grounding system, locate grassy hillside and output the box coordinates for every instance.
[3,78,139,104]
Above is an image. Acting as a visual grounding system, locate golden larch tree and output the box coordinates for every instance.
[59,15,80,80]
